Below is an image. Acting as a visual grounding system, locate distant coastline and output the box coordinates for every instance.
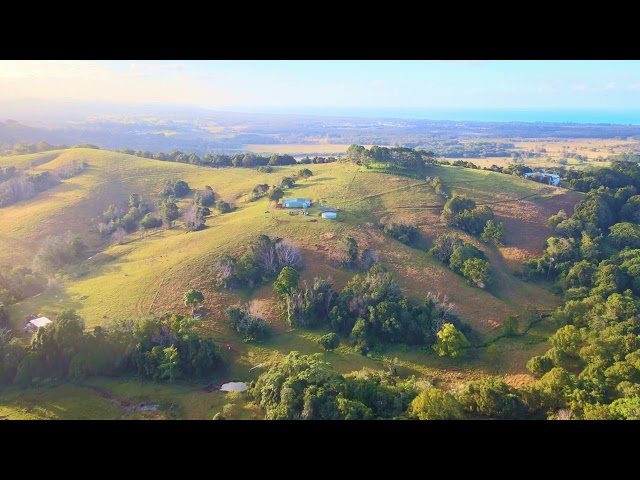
[228,107,640,125]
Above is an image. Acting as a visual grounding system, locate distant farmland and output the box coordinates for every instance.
[243,144,373,156]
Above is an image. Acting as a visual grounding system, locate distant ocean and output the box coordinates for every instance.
[238,107,640,125]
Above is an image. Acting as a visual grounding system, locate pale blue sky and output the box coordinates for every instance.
[2,60,640,111]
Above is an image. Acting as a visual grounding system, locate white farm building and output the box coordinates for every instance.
[25,316,52,333]
[282,198,311,208]
[524,172,560,186]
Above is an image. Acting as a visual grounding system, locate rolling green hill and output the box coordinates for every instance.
[0,148,583,415]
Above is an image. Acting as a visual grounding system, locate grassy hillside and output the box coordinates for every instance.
[0,378,262,420]
[0,150,63,169]
[243,143,365,156]
[1,149,583,410]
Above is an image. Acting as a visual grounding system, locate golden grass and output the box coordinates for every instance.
[0,379,263,420]
[0,150,63,169]
[243,144,374,155]
[2,151,583,396]
[4,156,578,335]
[0,383,124,420]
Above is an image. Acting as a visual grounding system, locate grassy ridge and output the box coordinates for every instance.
[1,149,583,411]
[3,150,577,334]
[0,150,62,169]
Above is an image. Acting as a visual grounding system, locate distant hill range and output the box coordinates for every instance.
[2,100,640,155]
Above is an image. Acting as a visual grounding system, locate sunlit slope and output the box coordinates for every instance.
[0,148,268,266]
[4,154,581,336]
[0,150,63,169]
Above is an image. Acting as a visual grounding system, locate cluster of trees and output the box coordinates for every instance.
[120,149,306,169]
[562,161,640,193]
[454,157,640,194]
[298,156,337,164]
[226,304,271,342]
[53,160,88,180]
[211,235,302,289]
[98,184,219,239]
[249,169,312,203]
[7,141,68,156]
[249,351,531,420]
[32,232,87,276]
[272,261,471,355]
[215,200,233,214]
[0,266,47,309]
[608,153,640,163]
[280,176,295,189]
[98,194,153,239]
[382,222,421,245]
[250,352,420,419]
[0,171,58,208]
[332,236,360,268]
[254,345,640,419]
[194,186,216,210]
[331,265,470,353]
[0,161,88,208]
[514,163,640,418]
[329,236,379,271]
[158,198,180,228]
[441,195,498,237]
[412,140,517,159]
[346,145,436,170]
[160,179,190,198]
[195,186,217,207]
[279,273,337,329]
[408,374,534,420]
[452,160,481,169]
[140,212,163,230]
[0,165,17,182]
[250,183,270,201]
[319,333,340,351]
[485,164,533,176]
[0,310,224,387]
[481,219,505,245]
[73,144,100,149]
[268,154,297,166]
[429,234,492,288]
[250,341,640,419]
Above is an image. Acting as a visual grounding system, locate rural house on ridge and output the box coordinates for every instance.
[281,198,312,208]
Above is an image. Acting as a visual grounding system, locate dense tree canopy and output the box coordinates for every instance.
[441,195,495,236]
[409,388,465,420]
[250,352,419,420]
[3,310,224,387]
[518,163,640,419]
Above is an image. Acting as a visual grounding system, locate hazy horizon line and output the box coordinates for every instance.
[3,98,640,125]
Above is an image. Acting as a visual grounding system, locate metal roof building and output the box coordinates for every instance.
[25,316,53,333]
[282,198,311,208]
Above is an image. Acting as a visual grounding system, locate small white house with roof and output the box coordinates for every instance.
[282,198,311,208]
[25,316,52,333]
